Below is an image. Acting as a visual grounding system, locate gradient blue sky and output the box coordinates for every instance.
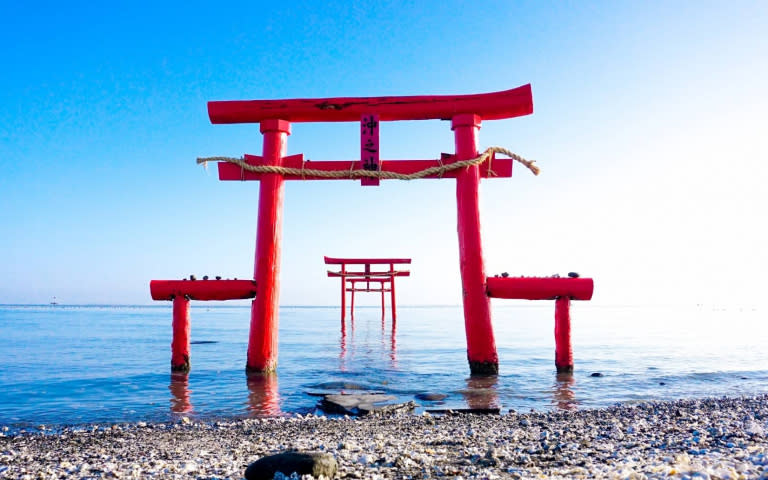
[1,1,766,306]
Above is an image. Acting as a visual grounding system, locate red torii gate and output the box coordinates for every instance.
[324,256,411,323]
[150,84,595,375]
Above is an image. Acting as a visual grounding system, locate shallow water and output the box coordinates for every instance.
[1,304,766,426]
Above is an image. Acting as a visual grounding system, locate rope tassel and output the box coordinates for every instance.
[196,146,540,179]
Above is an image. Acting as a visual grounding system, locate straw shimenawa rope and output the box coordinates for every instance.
[196,146,539,179]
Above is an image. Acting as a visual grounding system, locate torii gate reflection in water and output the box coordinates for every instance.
[152,84,594,376]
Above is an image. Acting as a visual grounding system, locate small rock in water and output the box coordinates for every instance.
[590,372,604,377]
[415,393,448,401]
[244,451,337,480]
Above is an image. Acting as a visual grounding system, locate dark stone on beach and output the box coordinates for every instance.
[320,394,415,416]
[245,451,337,480]
[590,372,604,377]
[415,393,448,401]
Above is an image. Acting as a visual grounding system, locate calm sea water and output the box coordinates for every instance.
[1,304,767,428]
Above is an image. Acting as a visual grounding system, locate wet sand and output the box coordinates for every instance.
[2,395,767,479]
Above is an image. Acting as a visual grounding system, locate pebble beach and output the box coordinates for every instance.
[2,395,768,479]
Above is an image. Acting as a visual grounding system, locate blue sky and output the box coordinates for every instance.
[1,1,766,306]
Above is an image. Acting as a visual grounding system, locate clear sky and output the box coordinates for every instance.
[1,1,766,307]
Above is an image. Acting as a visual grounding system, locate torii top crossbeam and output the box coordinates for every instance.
[208,84,532,124]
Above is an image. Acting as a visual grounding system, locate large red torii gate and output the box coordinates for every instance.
[150,84,594,375]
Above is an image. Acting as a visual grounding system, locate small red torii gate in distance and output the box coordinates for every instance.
[324,256,411,323]
[150,83,596,376]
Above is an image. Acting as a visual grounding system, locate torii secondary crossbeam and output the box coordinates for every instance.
[325,257,411,323]
[151,84,596,376]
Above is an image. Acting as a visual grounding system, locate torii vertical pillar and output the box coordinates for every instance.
[171,295,191,372]
[247,119,290,373]
[340,263,346,325]
[554,296,573,373]
[389,262,396,323]
[453,114,498,375]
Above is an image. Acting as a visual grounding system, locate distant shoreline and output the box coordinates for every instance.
[2,395,767,478]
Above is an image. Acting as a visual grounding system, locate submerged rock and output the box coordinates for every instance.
[310,381,370,391]
[305,381,386,399]
[415,393,448,401]
[245,451,337,480]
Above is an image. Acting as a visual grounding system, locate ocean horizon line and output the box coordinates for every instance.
[0,302,760,310]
